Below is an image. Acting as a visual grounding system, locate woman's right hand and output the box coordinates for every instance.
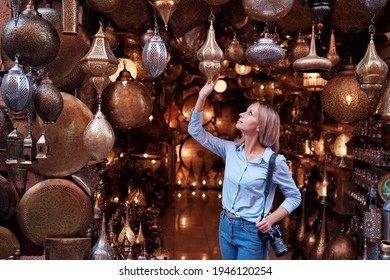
[199,74,220,99]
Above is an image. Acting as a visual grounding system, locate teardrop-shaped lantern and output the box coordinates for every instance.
[83,108,115,161]
[1,55,34,112]
[324,29,341,68]
[287,32,310,63]
[322,59,380,124]
[148,0,181,31]
[89,214,115,260]
[34,73,64,124]
[102,67,153,129]
[118,208,136,246]
[293,25,332,73]
[142,26,168,78]
[245,28,285,67]
[197,13,224,82]
[242,0,293,23]
[356,24,388,99]
[80,19,119,95]
[1,0,60,67]
[224,33,246,63]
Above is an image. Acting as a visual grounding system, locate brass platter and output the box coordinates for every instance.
[28,93,93,178]
[0,175,18,221]
[17,178,92,247]
[0,226,20,259]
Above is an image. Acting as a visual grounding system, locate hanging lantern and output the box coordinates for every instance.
[142,22,168,78]
[140,28,154,47]
[197,12,224,82]
[224,33,246,63]
[62,0,78,34]
[287,33,310,63]
[245,27,285,67]
[242,0,293,23]
[34,73,64,124]
[293,25,332,73]
[80,19,119,95]
[1,0,60,67]
[324,29,342,68]
[118,208,136,246]
[105,22,120,51]
[322,59,380,124]
[36,132,49,159]
[148,0,181,31]
[102,66,153,129]
[6,127,24,165]
[356,23,388,99]
[1,55,34,112]
[83,108,115,161]
[303,72,327,92]
[21,132,37,165]
[307,0,331,33]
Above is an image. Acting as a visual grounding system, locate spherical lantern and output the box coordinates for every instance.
[224,33,246,63]
[102,68,153,129]
[245,28,285,67]
[34,73,64,124]
[1,0,60,68]
[242,0,293,23]
[322,60,380,124]
[287,33,309,63]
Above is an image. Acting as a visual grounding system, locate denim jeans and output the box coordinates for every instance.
[219,209,269,260]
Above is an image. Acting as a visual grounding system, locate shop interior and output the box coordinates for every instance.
[0,0,390,260]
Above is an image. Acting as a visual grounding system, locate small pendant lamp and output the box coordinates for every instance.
[356,22,388,99]
[197,11,224,82]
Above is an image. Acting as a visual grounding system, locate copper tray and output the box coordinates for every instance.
[29,93,93,178]
[0,175,18,221]
[0,226,20,259]
[17,178,92,247]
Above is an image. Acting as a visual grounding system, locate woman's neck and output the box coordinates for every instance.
[244,136,265,162]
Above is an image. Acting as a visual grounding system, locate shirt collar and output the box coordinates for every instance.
[236,144,275,163]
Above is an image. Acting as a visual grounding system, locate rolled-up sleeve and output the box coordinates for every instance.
[272,155,302,213]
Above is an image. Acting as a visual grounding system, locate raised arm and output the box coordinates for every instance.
[194,74,219,113]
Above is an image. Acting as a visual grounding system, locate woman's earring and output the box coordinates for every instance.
[256,127,260,132]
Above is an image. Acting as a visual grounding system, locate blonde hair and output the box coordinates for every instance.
[234,101,280,152]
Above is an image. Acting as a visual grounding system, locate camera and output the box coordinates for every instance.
[259,224,289,257]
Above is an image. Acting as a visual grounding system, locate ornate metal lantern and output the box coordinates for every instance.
[287,33,309,63]
[142,21,168,79]
[1,55,34,113]
[36,132,49,159]
[356,23,388,99]
[322,59,380,124]
[1,0,60,67]
[6,127,24,165]
[34,73,64,124]
[242,0,293,23]
[293,25,332,73]
[224,33,246,63]
[197,12,224,82]
[80,19,119,161]
[245,27,285,67]
[21,132,37,165]
[148,0,181,31]
[308,0,331,33]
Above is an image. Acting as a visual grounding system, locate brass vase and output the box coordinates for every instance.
[309,201,329,259]
[294,188,308,250]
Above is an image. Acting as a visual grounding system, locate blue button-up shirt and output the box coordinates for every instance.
[188,109,301,223]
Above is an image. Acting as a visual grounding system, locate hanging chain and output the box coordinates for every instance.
[369,15,376,38]
[154,12,160,35]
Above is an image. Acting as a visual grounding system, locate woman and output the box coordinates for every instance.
[188,75,301,260]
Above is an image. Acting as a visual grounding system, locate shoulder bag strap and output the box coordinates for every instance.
[261,152,277,218]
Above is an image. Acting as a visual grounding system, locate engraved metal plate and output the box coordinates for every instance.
[17,178,92,247]
[0,175,18,221]
[0,226,20,259]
